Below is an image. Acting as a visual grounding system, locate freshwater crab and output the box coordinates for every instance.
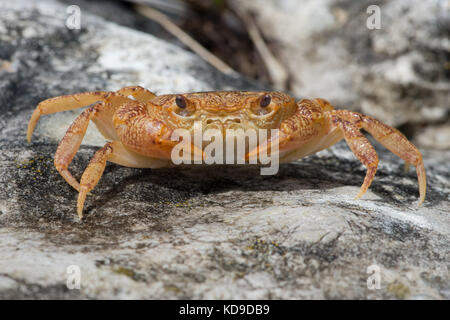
[27,87,426,219]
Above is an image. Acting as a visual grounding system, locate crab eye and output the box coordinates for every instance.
[260,94,271,107]
[175,95,187,108]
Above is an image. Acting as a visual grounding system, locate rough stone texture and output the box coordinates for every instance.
[0,0,449,299]
[237,0,450,147]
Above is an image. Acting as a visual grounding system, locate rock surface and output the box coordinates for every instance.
[237,0,450,144]
[0,0,449,299]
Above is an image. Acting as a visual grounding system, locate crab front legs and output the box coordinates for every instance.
[27,87,156,191]
[249,98,426,205]
[27,91,130,191]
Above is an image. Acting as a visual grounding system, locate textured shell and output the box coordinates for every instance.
[148,91,297,131]
[152,91,293,112]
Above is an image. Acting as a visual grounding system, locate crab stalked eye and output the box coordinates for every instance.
[175,95,187,108]
[260,94,271,107]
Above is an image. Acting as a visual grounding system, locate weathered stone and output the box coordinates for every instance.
[0,0,448,300]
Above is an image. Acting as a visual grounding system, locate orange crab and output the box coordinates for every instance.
[27,86,426,219]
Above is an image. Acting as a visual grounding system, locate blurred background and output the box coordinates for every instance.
[56,0,449,149]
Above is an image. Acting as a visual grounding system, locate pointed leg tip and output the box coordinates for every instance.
[355,188,367,200]
[77,204,84,219]
[26,130,33,144]
[417,197,425,207]
[77,187,88,220]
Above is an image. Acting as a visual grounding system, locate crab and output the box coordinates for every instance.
[27,87,426,219]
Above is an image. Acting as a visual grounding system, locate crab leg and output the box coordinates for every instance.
[328,114,379,200]
[54,105,98,191]
[116,86,156,102]
[28,91,105,142]
[27,91,130,142]
[77,141,116,219]
[332,109,426,205]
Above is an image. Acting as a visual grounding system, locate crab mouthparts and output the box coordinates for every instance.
[205,118,241,125]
